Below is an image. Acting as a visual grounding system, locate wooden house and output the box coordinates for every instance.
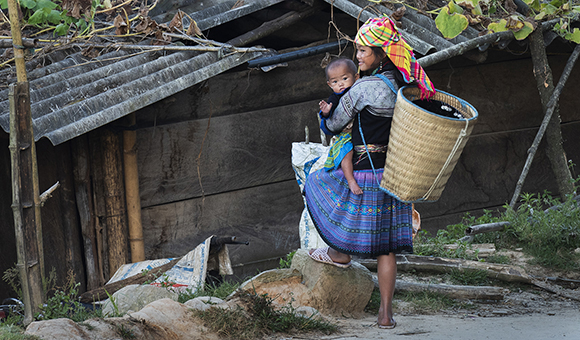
[0,0,578,300]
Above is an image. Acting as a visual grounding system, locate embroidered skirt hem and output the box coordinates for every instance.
[304,168,413,257]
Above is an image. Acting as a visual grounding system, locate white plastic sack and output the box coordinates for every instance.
[108,236,217,291]
[291,142,330,250]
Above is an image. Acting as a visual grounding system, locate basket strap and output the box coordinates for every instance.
[422,118,470,199]
[357,113,383,187]
[375,74,398,95]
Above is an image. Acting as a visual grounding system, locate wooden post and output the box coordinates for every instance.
[72,135,103,289]
[89,131,108,280]
[123,113,145,262]
[102,129,129,278]
[9,83,43,325]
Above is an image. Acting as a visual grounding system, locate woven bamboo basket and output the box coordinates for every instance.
[380,86,478,203]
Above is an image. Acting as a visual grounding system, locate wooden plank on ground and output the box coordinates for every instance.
[137,101,319,208]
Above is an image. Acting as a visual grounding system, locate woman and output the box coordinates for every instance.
[304,16,435,329]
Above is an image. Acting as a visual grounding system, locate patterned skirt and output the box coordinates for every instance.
[304,168,413,257]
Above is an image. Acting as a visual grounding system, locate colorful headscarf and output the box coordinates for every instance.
[354,16,435,99]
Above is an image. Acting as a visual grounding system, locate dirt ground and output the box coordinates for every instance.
[272,250,580,340]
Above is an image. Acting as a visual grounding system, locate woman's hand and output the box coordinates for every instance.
[319,100,333,117]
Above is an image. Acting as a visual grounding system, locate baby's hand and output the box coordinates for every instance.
[319,100,333,117]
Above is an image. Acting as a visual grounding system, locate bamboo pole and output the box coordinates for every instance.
[7,0,26,82]
[123,113,145,262]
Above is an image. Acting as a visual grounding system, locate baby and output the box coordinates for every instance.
[318,58,362,195]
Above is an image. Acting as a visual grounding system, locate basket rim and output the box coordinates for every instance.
[399,86,479,122]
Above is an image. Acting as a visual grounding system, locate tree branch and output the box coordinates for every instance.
[510,42,580,207]
[417,19,561,68]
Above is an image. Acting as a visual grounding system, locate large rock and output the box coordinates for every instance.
[127,298,220,339]
[238,268,313,308]
[25,318,91,340]
[238,249,374,317]
[184,296,228,311]
[291,249,374,317]
[26,299,220,340]
[102,284,179,316]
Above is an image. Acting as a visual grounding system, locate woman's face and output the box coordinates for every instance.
[356,44,384,72]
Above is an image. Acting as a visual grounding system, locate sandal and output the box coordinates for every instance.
[308,247,351,268]
[378,319,396,329]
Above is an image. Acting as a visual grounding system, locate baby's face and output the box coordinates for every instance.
[327,64,359,94]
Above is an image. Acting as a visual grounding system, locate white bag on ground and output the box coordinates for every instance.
[291,142,330,250]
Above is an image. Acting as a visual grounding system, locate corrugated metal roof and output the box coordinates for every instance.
[0,0,282,145]
[0,0,501,145]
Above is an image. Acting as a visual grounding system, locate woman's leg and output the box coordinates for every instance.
[377,253,397,327]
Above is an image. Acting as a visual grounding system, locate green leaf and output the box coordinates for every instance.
[456,0,482,14]
[0,0,7,10]
[534,11,546,20]
[572,6,580,13]
[21,0,37,9]
[487,19,508,33]
[513,21,533,40]
[76,18,88,32]
[541,3,559,15]
[35,0,58,10]
[565,28,580,44]
[435,6,469,39]
[527,0,541,11]
[47,9,62,24]
[55,23,69,36]
[27,9,46,25]
[448,1,464,14]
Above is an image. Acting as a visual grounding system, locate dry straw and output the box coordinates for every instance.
[381,87,478,203]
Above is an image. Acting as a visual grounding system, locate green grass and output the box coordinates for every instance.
[177,279,241,303]
[0,325,39,340]
[446,269,489,286]
[279,250,296,269]
[113,323,136,339]
[395,291,475,313]
[364,288,381,314]
[413,190,580,271]
[484,254,511,264]
[194,290,338,340]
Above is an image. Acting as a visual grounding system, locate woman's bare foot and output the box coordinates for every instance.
[347,179,363,195]
[308,247,351,265]
[378,307,396,328]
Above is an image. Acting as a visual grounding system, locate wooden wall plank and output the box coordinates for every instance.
[416,122,580,227]
[29,139,86,293]
[136,51,336,126]
[0,132,18,301]
[141,180,302,265]
[137,100,320,207]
